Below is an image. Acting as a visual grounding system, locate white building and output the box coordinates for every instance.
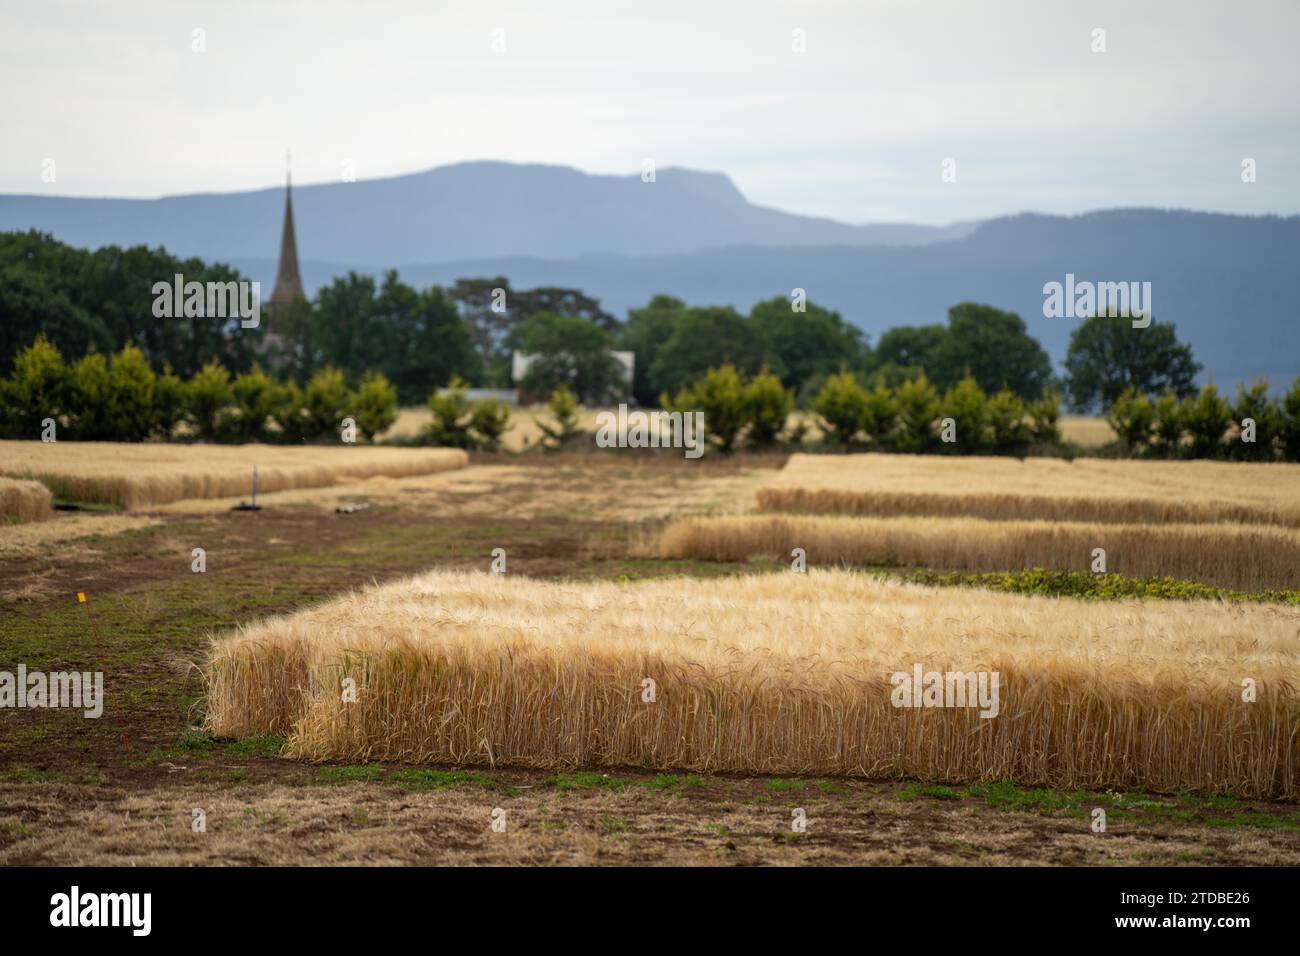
[433,387,520,407]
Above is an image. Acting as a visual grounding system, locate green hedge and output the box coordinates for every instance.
[0,335,399,444]
[1107,378,1300,461]
[804,371,1060,455]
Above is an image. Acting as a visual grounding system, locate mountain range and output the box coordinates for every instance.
[2,161,1296,388]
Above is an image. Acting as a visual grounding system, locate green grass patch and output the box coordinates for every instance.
[644,774,714,791]
[224,735,286,758]
[146,729,233,766]
[389,769,500,791]
[539,771,717,794]
[966,780,1084,813]
[316,765,384,784]
[597,813,631,834]
[5,768,68,785]
[640,774,685,791]
[1196,811,1300,831]
[541,772,634,791]
[962,780,1300,830]
[897,784,965,801]
[178,730,218,753]
[900,568,1300,605]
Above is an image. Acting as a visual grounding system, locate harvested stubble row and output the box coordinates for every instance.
[0,476,53,523]
[758,453,1300,527]
[656,514,1300,592]
[206,569,1300,797]
[0,441,468,509]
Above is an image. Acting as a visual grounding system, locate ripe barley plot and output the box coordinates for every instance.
[0,441,469,509]
[757,454,1300,527]
[0,476,53,522]
[206,570,1300,797]
[657,514,1300,591]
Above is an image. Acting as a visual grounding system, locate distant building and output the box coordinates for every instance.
[258,165,307,370]
[267,170,306,328]
[432,387,520,407]
[510,350,634,406]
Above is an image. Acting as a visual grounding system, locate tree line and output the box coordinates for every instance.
[1107,379,1300,461]
[0,337,399,444]
[654,365,1061,455]
[6,331,1299,461]
[3,229,1290,442]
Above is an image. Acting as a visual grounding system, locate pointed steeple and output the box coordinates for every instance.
[268,157,305,326]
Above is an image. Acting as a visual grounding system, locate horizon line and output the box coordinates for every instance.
[3,157,1298,229]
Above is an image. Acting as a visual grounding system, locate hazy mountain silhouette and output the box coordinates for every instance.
[226,209,1298,389]
[0,161,975,262]
[2,163,1296,387]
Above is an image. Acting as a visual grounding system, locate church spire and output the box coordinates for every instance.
[268,154,305,327]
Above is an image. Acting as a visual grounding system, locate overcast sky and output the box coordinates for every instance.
[2,0,1297,224]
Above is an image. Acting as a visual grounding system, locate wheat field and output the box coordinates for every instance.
[383,410,1118,452]
[758,453,1300,527]
[384,405,613,451]
[0,441,469,509]
[206,569,1300,797]
[384,405,702,451]
[655,514,1300,591]
[1059,415,1116,448]
[0,476,54,523]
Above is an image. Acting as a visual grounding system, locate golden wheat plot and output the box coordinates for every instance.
[0,476,53,523]
[758,453,1300,527]
[1059,415,1116,448]
[0,441,469,509]
[383,405,614,451]
[656,514,1300,591]
[206,569,1300,797]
